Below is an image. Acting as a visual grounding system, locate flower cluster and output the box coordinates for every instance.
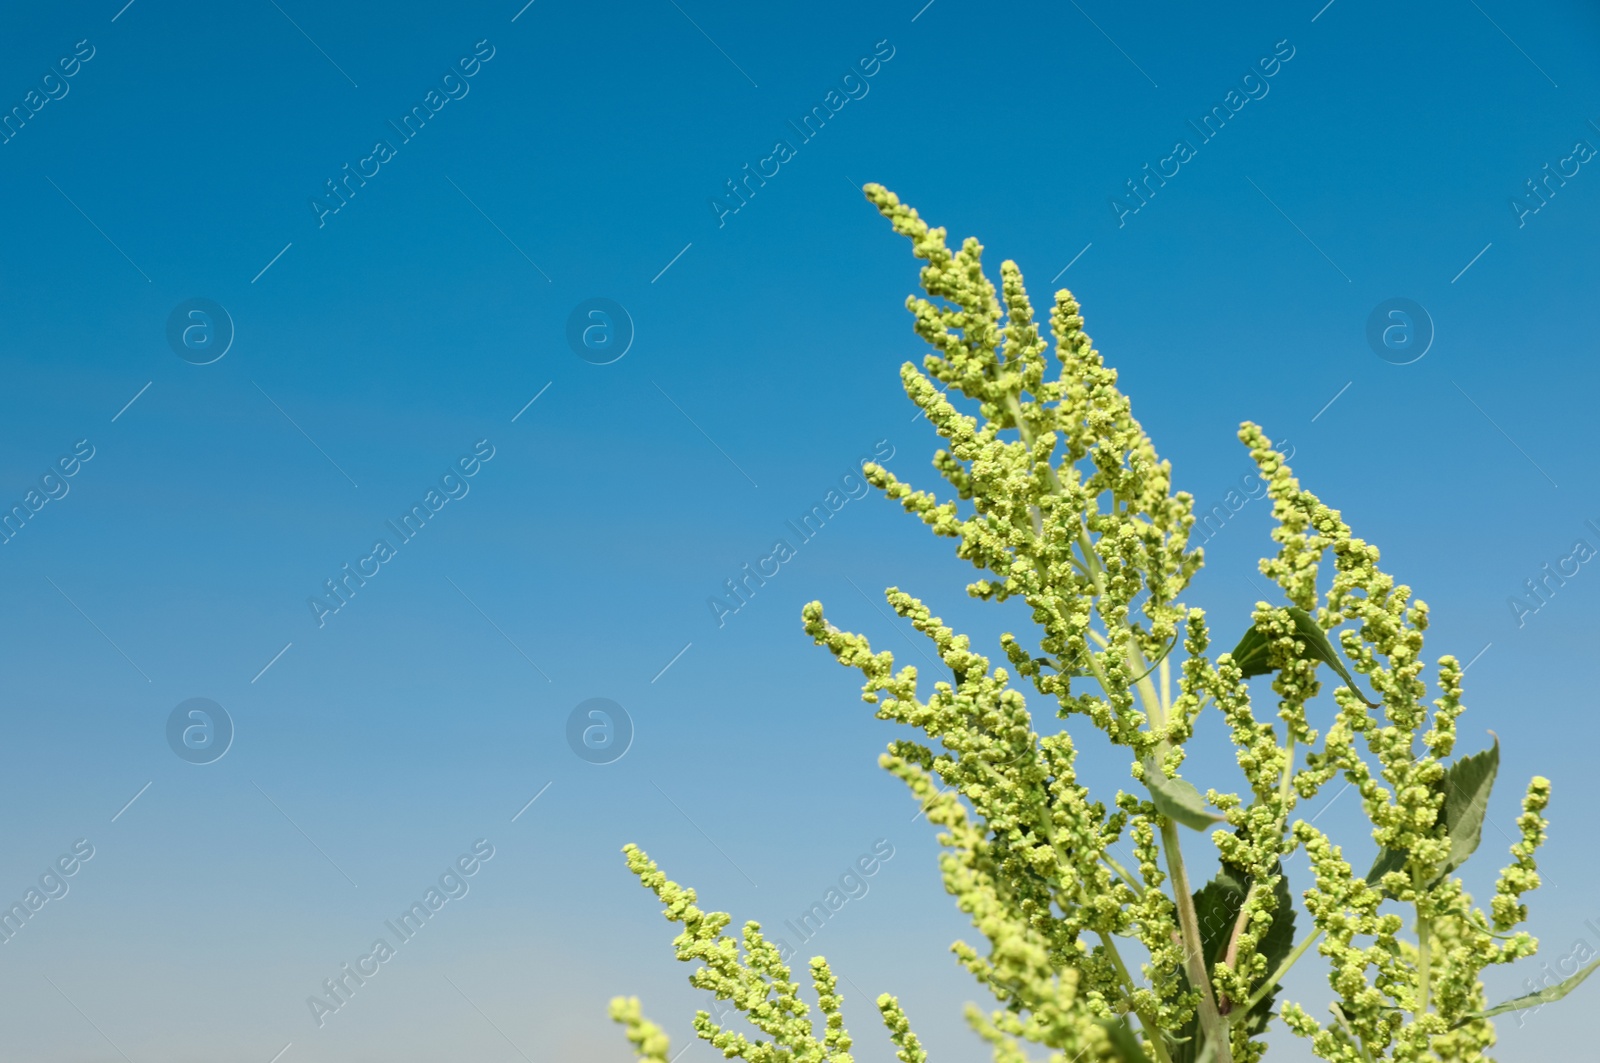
[610,187,1564,1063]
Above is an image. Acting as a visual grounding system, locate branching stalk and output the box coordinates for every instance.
[1242,928,1325,1013]
[1006,390,1233,1061]
[1417,911,1433,1017]
[1099,929,1175,1063]
[614,190,1568,1063]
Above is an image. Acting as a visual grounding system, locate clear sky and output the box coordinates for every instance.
[2,1,1598,1060]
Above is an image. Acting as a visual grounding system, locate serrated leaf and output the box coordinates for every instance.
[1145,772,1227,831]
[1236,870,1297,1036]
[1439,738,1499,876]
[1364,741,1501,896]
[1098,1016,1156,1063]
[1191,867,1250,967]
[1172,865,1296,1063]
[1357,740,1500,902]
[1178,868,1248,1063]
[1453,953,1600,1028]
[1230,606,1378,707]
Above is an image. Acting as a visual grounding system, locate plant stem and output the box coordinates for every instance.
[1123,610,1233,1062]
[1219,882,1259,1008]
[1002,390,1231,1062]
[1330,1003,1377,1063]
[1278,734,1297,810]
[1099,929,1175,1063]
[1242,927,1325,1013]
[1417,911,1432,1017]
[1100,850,1147,901]
[1160,817,1234,1063]
[1003,753,1166,1058]
[1159,652,1173,721]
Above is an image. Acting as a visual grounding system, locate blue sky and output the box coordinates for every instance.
[1,0,1598,1060]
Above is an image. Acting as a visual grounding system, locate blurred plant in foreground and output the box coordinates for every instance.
[609,186,1592,1063]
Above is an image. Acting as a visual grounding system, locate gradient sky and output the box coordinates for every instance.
[2,1,1599,1060]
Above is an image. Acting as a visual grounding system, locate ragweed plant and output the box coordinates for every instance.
[610,187,1593,1063]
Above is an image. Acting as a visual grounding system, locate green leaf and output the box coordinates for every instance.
[1439,738,1500,876]
[1364,740,1500,896]
[1453,953,1600,1027]
[1172,865,1297,1063]
[1098,1016,1156,1063]
[1145,772,1227,831]
[1171,871,1244,1062]
[1230,606,1378,707]
[1230,622,1273,678]
[1364,846,1410,900]
[1235,870,1297,1036]
[1363,739,1497,896]
[1191,867,1249,967]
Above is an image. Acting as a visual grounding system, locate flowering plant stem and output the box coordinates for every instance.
[1009,377,1233,1060]
[608,186,1571,1063]
[1163,817,1232,1059]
